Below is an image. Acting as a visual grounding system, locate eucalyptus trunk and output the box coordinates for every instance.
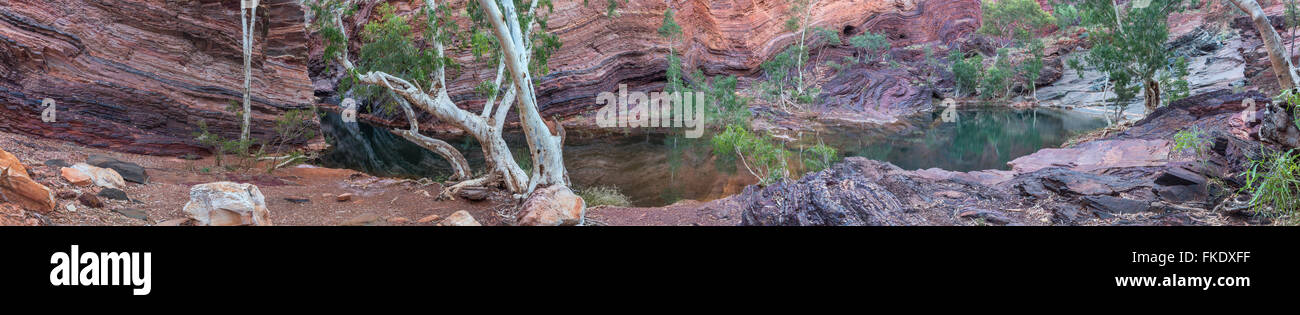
[1226,0,1300,147]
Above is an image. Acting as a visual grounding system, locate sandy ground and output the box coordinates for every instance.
[0,131,515,226]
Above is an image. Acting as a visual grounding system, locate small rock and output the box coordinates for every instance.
[61,167,92,186]
[285,196,311,204]
[416,214,441,223]
[65,203,76,212]
[516,186,585,226]
[1084,195,1151,214]
[457,187,491,201]
[156,218,196,226]
[70,163,126,189]
[388,216,411,224]
[957,208,1012,225]
[88,155,148,184]
[182,182,273,226]
[341,213,381,226]
[44,159,71,169]
[441,210,481,226]
[112,208,149,221]
[97,188,129,201]
[55,190,77,200]
[78,193,104,209]
[336,193,353,202]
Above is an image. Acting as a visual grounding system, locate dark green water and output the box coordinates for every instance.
[317,108,1109,206]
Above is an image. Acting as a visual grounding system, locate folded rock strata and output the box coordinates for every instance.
[0,0,315,156]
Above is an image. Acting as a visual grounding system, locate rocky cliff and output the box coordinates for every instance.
[0,0,314,156]
[315,0,981,129]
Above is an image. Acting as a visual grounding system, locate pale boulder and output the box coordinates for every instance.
[441,210,481,226]
[71,163,126,189]
[182,182,273,226]
[516,186,585,226]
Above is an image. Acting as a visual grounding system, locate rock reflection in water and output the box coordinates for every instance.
[318,108,1109,207]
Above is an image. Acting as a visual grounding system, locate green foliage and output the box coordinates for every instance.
[981,48,1014,98]
[577,186,632,207]
[658,9,682,40]
[759,45,819,105]
[1077,0,1185,108]
[950,50,984,97]
[758,0,821,107]
[1171,126,1211,159]
[1052,2,1081,31]
[813,27,842,47]
[711,125,790,185]
[1020,39,1046,97]
[699,75,751,127]
[849,32,891,63]
[785,0,813,32]
[1241,149,1300,218]
[193,120,253,168]
[979,0,1056,41]
[800,142,840,173]
[660,9,687,94]
[1159,56,1191,106]
[350,4,442,114]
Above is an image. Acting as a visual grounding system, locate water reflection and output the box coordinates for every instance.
[317,108,1109,207]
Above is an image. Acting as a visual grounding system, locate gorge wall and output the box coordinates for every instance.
[0,0,314,156]
[317,0,981,130]
[0,0,979,155]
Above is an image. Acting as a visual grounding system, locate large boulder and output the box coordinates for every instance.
[517,186,586,226]
[182,182,273,226]
[87,155,148,184]
[441,210,482,226]
[70,163,126,189]
[0,148,56,214]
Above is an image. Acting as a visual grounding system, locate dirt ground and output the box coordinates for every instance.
[0,131,519,226]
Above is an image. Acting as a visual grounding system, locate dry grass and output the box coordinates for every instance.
[1059,120,1135,148]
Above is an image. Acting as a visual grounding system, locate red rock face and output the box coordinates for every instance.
[316,0,981,127]
[0,0,314,156]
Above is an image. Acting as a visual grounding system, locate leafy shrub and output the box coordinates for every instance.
[1241,149,1300,218]
[950,50,984,97]
[849,32,891,64]
[578,186,632,207]
[711,125,790,185]
[801,143,840,173]
[979,0,1056,42]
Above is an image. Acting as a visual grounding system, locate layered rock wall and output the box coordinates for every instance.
[0,0,314,155]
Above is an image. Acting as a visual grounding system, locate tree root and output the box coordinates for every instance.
[440,174,498,201]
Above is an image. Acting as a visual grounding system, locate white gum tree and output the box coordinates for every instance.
[309,0,571,196]
[1224,0,1300,147]
[240,0,259,143]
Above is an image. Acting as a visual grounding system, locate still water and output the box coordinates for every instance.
[318,108,1109,206]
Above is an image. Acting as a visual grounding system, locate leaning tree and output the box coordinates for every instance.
[309,0,573,196]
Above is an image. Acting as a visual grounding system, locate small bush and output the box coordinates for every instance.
[1241,149,1300,218]
[578,186,632,207]
[801,143,840,173]
[712,124,790,185]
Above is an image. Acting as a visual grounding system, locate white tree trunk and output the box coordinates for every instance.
[478,0,570,193]
[241,3,258,143]
[1226,0,1300,147]
[1227,0,1300,90]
